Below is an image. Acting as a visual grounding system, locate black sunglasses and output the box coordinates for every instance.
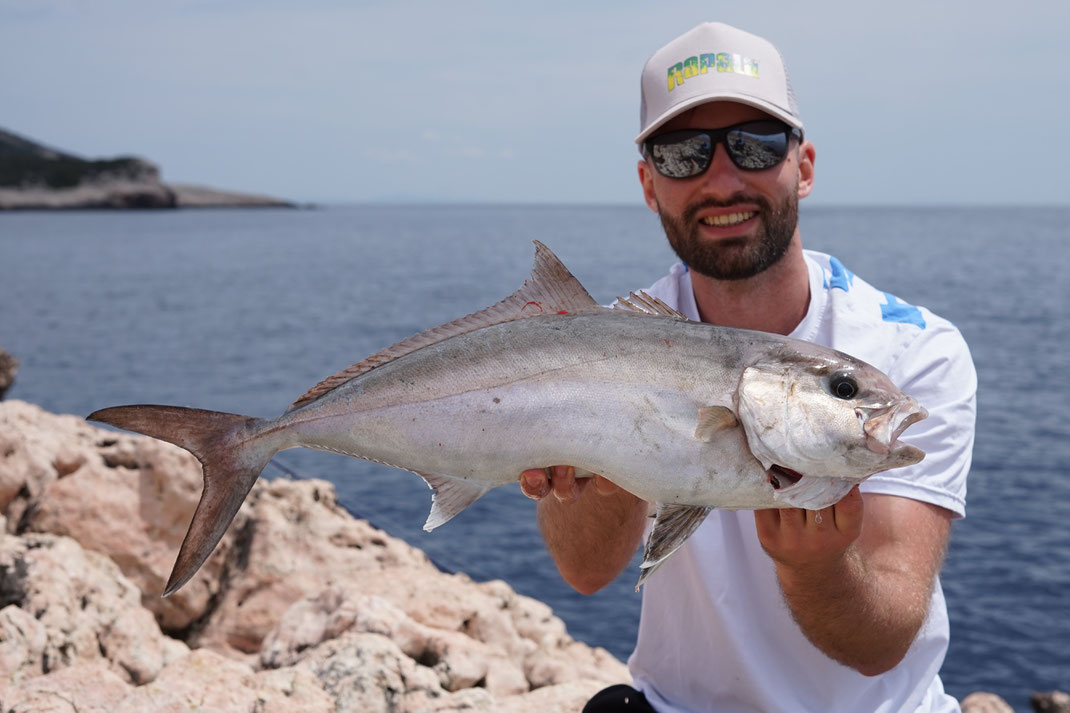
[643,120,803,178]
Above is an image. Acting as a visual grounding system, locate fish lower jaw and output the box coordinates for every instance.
[864,433,892,455]
[700,211,756,227]
[770,473,858,510]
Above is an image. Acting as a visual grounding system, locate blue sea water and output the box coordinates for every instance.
[1,204,1067,711]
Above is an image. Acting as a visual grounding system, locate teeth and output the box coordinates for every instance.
[701,212,755,227]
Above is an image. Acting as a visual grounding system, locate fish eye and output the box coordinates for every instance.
[829,373,858,400]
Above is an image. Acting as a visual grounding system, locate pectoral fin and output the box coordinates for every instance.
[636,503,712,590]
[694,406,738,442]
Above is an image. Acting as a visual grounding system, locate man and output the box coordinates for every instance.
[519,22,976,713]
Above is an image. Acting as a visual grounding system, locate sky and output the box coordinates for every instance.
[1,0,1067,206]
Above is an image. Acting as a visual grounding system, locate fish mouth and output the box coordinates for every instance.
[767,465,804,490]
[859,399,928,456]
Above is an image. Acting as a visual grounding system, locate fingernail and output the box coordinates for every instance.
[522,473,547,500]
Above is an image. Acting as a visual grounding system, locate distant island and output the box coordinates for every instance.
[0,126,295,210]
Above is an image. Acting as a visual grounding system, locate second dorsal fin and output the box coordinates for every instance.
[614,291,689,320]
[287,241,602,411]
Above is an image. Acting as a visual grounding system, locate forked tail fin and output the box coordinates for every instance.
[87,405,273,597]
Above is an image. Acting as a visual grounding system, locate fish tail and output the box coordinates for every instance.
[87,405,274,597]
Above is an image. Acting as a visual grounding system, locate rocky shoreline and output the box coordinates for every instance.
[0,181,296,210]
[0,400,627,711]
[0,397,1064,712]
[0,127,294,210]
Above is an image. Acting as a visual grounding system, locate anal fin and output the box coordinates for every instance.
[418,472,492,531]
[636,503,712,590]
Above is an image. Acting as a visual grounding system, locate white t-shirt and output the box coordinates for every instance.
[627,251,977,713]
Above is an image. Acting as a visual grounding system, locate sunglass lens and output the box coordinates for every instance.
[650,132,713,178]
[725,126,789,170]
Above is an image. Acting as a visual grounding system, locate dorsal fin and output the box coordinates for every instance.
[287,241,601,411]
[614,290,689,320]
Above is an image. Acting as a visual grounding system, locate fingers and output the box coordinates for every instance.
[520,468,550,500]
[755,487,865,567]
[832,485,864,536]
[519,467,616,502]
[752,507,781,543]
[519,466,579,502]
[549,465,582,503]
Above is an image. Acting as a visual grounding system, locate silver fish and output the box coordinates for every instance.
[88,242,927,594]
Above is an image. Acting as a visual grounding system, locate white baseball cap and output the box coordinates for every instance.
[636,22,802,145]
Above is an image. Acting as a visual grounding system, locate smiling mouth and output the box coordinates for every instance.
[768,465,804,490]
[700,211,756,227]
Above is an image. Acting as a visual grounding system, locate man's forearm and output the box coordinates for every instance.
[755,492,950,677]
[774,545,934,676]
[537,486,648,595]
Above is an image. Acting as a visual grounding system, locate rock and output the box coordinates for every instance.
[252,564,628,692]
[310,566,629,689]
[0,662,132,713]
[191,477,435,657]
[170,183,294,208]
[0,605,48,681]
[1033,690,1070,713]
[0,126,293,210]
[0,400,244,632]
[261,589,529,696]
[497,680,620,713]
[0,400,632,711]
[0,177,177,210]
[961,691,1015,713]
[0,533,188,685]
[107,648,334,713]
[0,350,16,399]
[280,630,446,713]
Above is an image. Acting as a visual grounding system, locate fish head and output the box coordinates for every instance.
[736,350,927,486]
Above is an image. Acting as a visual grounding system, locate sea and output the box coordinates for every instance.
[1,204,1067,711]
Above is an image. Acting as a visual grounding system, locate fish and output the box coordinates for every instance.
[88,241,928,595]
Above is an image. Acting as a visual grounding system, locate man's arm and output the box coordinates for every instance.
[521,466,649,595]
[754,487,953,676]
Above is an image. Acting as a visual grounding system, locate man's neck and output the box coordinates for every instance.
[689,237,811,336]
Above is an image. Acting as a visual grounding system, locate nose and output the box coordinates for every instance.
[698,142,748,198]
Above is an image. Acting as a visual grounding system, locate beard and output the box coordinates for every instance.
[657,187,799,281]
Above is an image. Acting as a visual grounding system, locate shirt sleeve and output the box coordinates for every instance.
[860,316,977,518]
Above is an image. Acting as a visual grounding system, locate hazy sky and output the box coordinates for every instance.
[2,1,1066,205]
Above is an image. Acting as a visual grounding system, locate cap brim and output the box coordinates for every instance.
[635,92,803,145]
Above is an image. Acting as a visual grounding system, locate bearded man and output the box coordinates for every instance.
[521,22,976,713]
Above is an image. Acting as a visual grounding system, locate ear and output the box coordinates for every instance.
[796,140,816,200]
[637,159,660,213]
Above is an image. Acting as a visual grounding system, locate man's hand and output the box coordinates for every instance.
[754,487,952,676]
[754,484,864,571]
[519,466,621,503]
[520,466,647,595]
